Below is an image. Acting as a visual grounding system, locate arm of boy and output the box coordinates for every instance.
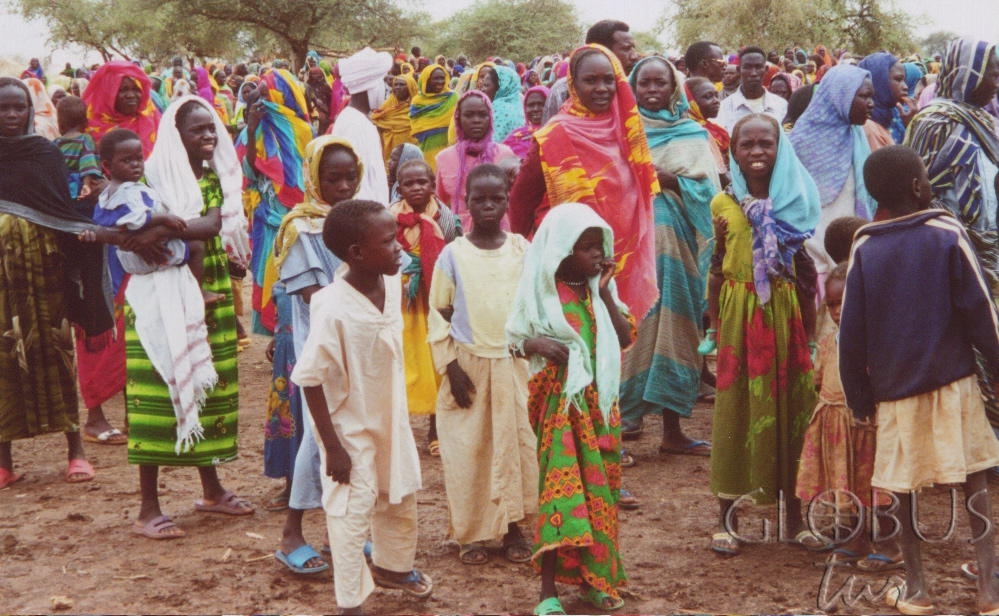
[838,258,876,421]
[302,385,352,484]
[426,251,476,408]
[598,258,635,349]
[148,212,188,231]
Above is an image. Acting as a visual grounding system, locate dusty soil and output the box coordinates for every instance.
[0,334,994,615]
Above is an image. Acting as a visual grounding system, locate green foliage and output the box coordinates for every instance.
[429,0,582,63]
[920,31,959,59]
[670,0,916,57]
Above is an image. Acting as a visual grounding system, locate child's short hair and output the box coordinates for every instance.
[465,163,508,195]
[56,95,87,134]
[826,261,849,287]
[99,127,142,162]
[685,76,712,92]
[322,199,386,261]
[396,158,432,181]
[824,216,867,264]
[862,145,926,208]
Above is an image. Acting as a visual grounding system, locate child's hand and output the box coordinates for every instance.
[597,259,616,293]
[163,214,187,231]
[524,337,570,365]
[325,445,352,484]
[265,337,276,362]
[897,96,918,126]
[446,360,475,408]
[712,216,728,241]
[438,305,454,322]
[76,228,97,242]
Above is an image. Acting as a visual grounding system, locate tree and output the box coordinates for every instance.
[669,0,916,57]
[920,30,959,59]
[429,0,582,62]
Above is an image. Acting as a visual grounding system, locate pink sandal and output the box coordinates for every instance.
[194,490,255,515]
[65,459,95,483]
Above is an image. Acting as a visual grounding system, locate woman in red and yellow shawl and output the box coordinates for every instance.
[235,69,315,334]
[83,61,161,157]
[508,44,660,322]
[370,73,418,168]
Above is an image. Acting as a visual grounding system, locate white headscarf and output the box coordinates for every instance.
[506,203,629,418]
[145,95,250,264]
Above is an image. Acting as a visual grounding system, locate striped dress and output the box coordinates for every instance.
[126,169,239,466]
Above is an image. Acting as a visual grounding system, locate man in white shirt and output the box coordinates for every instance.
[717,46,788,134]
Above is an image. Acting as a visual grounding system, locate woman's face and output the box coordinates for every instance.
[633,59,674,112]
[0,85,30,137]
[114,77,143,116]
[476,67,498,100]
[527,72,541,86]
[458,95,491,141]
[524,91,546,125]
[732,118,779,184]
[888,61,906,103]
[692,81,720,118]
[768,78,791,101]
[179,105,217,164]
[392,78,411,102]
[426,68,447,94]
[318,147,360,205]
[573,52,616,114]
[848,78,875,125]
[969,53,999,107]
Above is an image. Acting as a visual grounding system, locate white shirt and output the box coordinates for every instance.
[717,87,789,135]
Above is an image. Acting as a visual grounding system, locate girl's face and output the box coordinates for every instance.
[560,227,606,279]
[733,118,779,183]
[633,59,674,113]
[115,77,143,117]
[573,52,616,114]
[107,139,145,183]
[769,78,791,101]
[0,85,30,137]
[426,68,447,94]
[848,78,875,125]
[466,175,509,231]
[458,95,491,141]
[888,61,906,103]
[318,147,360,205]
[524,91,546,126]
[397,164,434,211]
[179,105,217,164]
[527,72,541,86]
[692,81,720,118]
[476,67,498,100]
[825,278,845,325]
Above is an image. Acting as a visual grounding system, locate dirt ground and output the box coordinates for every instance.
[0,333,995,615]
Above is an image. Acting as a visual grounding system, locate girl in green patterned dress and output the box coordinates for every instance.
[707,114,820,556]
[507,203,635,615]
[124,96,253,539]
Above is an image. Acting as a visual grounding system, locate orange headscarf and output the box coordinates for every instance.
[532,43,660,320]
[83,61,160,156]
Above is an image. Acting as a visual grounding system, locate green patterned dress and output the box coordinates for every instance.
[709,193,816,504]
[528,282,626,600]
[126,169,239,466]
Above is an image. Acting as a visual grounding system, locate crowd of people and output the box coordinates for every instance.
[2,19,999,615]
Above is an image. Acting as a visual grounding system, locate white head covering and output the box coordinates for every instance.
[145,95,250,264]
[338,46,393,98]
[505,203,629,418]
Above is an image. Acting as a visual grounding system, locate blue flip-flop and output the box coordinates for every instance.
[275,545,330,575]
[659,439,711,456]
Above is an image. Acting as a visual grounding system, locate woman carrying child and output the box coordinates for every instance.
[507,203,636,614]
[428,164,536,566]
[707,113,820,556]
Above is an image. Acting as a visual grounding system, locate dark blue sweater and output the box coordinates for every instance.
[839,209,999,419]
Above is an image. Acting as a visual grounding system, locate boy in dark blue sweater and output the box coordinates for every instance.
[840,145,999,615]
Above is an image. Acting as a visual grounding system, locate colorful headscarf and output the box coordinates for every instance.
[273,135,361,270]
[905,38,999,229]
[484,64,525,142]
[502,85,549,158]
[903,62,924,97]
[789,64,875,218]
[448,90,501,220]
[410,64,458,171]
[192,67,214,104]
[23,77,59,140]
[506,202,629,418]
[858,52,900,129]
[728,116,820,303]
[234,68,314,209]
[370,73,418,166]
[83,61,160,156]
[533,44,660,321]
[684,81,730,159]
[391,194,454,304]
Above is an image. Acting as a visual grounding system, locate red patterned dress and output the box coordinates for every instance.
[528,282,627,600]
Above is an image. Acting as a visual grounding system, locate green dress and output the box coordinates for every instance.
[126,170,239,466]
[528,282,626,600]
[709,193,816,504]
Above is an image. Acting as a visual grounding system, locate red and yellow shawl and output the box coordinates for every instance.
[533,44,660,321]
[83,61,160,156]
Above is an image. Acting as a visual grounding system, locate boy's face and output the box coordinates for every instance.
[914,163,933,209]
[356,210,402,276]
[466,175,508,230]
[397,165,433,210]
[825,278,845,326]
[107,139,145,183]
